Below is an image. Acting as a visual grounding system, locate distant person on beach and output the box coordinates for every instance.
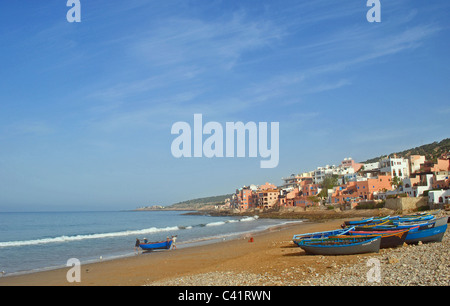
[135,238,140,254]
[171,235,177,250]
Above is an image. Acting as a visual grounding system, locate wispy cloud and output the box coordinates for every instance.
[82,3,443,136]
[131,11,284,71]
[1,121,54,138]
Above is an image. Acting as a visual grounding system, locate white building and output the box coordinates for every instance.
[409,155,426,174]
[281,173,313,189]
[402,174,433,197]
[314,165,336,184]
[379,156,410,179]
[428,190,450,205]
[362,161,380,171]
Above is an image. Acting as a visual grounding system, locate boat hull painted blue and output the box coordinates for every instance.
[364,221,435,232]
[405,224,447,244]
[395,215,435,223]
[140,240,172,250]
[298,236,381,255]
[293,227,355,244]
[344,217,373,226]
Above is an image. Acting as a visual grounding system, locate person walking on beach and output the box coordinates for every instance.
[171,235,177,250]
[135,238,141,255]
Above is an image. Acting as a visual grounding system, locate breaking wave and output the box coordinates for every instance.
[0,215,260,248]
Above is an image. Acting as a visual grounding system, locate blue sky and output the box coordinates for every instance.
[0,1,449,211]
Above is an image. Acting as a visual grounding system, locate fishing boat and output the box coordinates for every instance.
[405,224,448,244]
[297,236,381,255]
[343,217,389,227]
[292,227,355,245]
[395,214,435,223]
[355,219,435,232]
[343,217,374,226]
[139,240,173,251]
[345,220,389,229]
[343,228,413,249]
[391,217,447,229]
[432,216,448,227]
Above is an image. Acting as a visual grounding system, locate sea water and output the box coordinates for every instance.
[0,210,301,276]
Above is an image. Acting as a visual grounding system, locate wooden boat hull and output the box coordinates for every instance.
[433,217,449,227]
[298,236,381,255]
[344,219,389,229]
[140,240,172,250]
[343,217,374,226]
[357,221,434,232]
[345,228,411,249]
[405,224,447,244]
[396,215,435,223]
[292,227,355,245]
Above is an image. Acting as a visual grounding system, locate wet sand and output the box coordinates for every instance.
[0,217,365,286]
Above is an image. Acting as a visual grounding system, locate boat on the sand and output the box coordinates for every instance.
[297,236,381,255]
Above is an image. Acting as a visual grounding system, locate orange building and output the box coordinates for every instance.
[292,195,320,207]
[233,187,256,211]
[300,183,321,197]
[259,182,277,191]
[433,178,450,190]
[355,175,392,200]
[258,189,279,209]
[331,175,392,204]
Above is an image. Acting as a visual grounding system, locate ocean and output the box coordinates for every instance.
[0,210,302,276]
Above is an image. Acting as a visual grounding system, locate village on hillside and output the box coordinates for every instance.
[223,151,450,212]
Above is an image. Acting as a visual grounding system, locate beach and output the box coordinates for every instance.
[0,218,348,286]
[0,214,448,286]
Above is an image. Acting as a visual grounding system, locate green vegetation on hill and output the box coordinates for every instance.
[167,194,232,210]
[364,138,450,163]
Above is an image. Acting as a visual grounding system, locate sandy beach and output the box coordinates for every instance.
[0,218,352,286]
[1,212,448,287]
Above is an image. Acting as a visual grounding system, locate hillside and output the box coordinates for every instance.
[139,138,449,212]
[364,138,450,163]
[166,194,232,210]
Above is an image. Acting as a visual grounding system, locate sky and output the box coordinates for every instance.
[0,0,449,211]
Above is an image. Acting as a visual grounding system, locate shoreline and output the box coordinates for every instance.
[1,210,447,286]
[0,217,348,286]
[0,215,303,279]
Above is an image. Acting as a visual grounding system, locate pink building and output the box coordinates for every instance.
[259,182,277,191]
[292,195,319,208]
[232,187,256,211]
[300,183,321,197]
[258,189,279,209]
[341,158,363,172]
[331,175,392,204]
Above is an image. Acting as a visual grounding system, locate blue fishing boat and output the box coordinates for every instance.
[395,214,435,223]
[405,224,447,244]
[430,216,448,227]
[358,219,436,232]
[292,227,355,245]
[297,236,381,255]
[139,240,173,251]
[343,227,414,249]
[343,217,374,226]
